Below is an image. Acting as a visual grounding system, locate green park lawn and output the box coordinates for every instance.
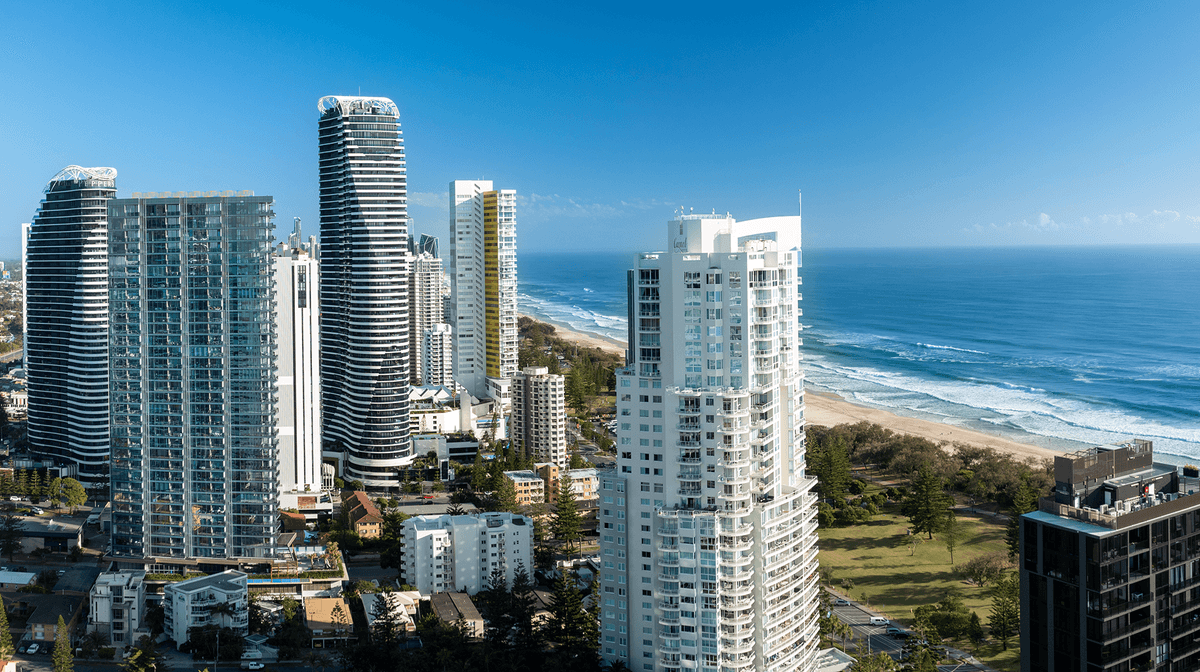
[818,502,1020,672]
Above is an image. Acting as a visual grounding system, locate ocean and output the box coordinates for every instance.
[519,246,1200,461]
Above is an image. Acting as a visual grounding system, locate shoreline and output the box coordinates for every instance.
[520,315,1062,464]
[805,390,1062,463]
[521,313,627,355]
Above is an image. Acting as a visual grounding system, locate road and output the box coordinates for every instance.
[829,602,904,658]
[827,598,996,672]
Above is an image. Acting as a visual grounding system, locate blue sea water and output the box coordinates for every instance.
[519,247,1200,460]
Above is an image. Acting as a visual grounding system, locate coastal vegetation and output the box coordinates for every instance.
[810,421,1051,672]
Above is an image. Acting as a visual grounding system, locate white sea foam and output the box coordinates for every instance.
[917,342,989,355]
[807,359,1200,458]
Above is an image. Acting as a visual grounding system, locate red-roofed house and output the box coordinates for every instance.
[344,491,382,539]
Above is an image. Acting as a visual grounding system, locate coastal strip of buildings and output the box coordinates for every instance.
[11,92,839,672]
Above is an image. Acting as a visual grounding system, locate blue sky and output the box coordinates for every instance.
[3,1,1199,255]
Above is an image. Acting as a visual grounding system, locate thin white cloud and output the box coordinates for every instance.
[967,209,1197,237]
[409,191,448,208]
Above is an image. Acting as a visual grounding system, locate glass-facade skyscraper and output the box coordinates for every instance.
[25,166,116,484]
[108,191,278,562]
[318,95,413,487]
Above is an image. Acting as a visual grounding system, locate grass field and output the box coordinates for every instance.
[818,499,1020,671]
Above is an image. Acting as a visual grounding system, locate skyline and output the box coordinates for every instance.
[3,1,1200,256]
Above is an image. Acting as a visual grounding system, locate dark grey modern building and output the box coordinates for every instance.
[24,165,116,484]
[107,191,278,563]
[1021,439,1200,672]
[317,95,413,488]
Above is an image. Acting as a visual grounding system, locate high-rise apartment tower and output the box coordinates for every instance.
[275,240,322,493]
[25,166,116,484]
[108,191,278,562]
[599,210,819,672]
[410,249,446,386]
[449,181,517,417]
[1020,439,1200,672]
[512,366,568,468]
[318,95,413,486]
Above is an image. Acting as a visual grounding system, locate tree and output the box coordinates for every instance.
[0,506,24,560]
[901,466,954,539]
[955,551,1011,587]
[942,512,964,565]
[967,611,985,645]
[120,636,166,672]
[1006,476,1039,559]
[331,601,350,638]
[369,590,405,650]
[987,572,1020,651]
[143,601,165,636]
[446,503,467,516]
[60,478,88,513]
[0,597,10,659]
[849,652,898,672]
[494,475,518,513]
[813,436,852,503]
[569,452,588,470]
[553,479,582,557]
[546,571,599,666]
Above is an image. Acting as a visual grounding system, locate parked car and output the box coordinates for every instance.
[7,496,19,502]
[30,507,43,515]
[25,643,38,655]
[833,598,850,606]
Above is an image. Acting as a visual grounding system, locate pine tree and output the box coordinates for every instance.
[52,615,73,672]
[942,512,964,565]
[902,465,954,539]
[15,470,28,498]
[552,478,582,557]
[813,436,852,503]
[28,471,42,501]
[0,507,24,561]
[967,611,985,645]
[47,477,64,509]
[0,596,13,659]
[510,563,543,655]
[987,572,1020,651]
[1006,476,1039,559]
[547,571,598,665]
[494,475,518,513]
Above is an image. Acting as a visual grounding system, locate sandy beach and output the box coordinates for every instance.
[522,313,628,355]
[525,316,1061,463]
[805,390,1061,463]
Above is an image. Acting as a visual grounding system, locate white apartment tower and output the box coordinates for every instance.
[318,95,413,486]
[512,366,568,468]
[410,250,446,386]
[598,210,819,672]
[275,241,322,493]
[422,323,454,387]
[448,181,518,419]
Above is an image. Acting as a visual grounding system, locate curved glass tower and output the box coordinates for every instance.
[318,95,412,487]
[25,165,116,484]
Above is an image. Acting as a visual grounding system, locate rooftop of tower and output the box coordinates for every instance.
[45,165,116,193]
[317,95,398,118]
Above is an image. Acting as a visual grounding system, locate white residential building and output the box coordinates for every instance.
[275,242,323,493]
[410,251,446,386]
[88,570,146,646]
[422,324,454,387]
[400,512,533,595]
[599,207,820,672]
[567,467,600,500]
[512,366,568,468]
[163,570,249,647]
[448,181,517,424]
[318,95,413,486]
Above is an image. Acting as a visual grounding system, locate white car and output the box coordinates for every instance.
[26,643,38,655]
[30,507,43,515]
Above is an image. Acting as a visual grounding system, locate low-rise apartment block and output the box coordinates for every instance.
[163,571,249,647]
[503,470,545,505]
[400,512,533,595]
[88,570,146,646]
